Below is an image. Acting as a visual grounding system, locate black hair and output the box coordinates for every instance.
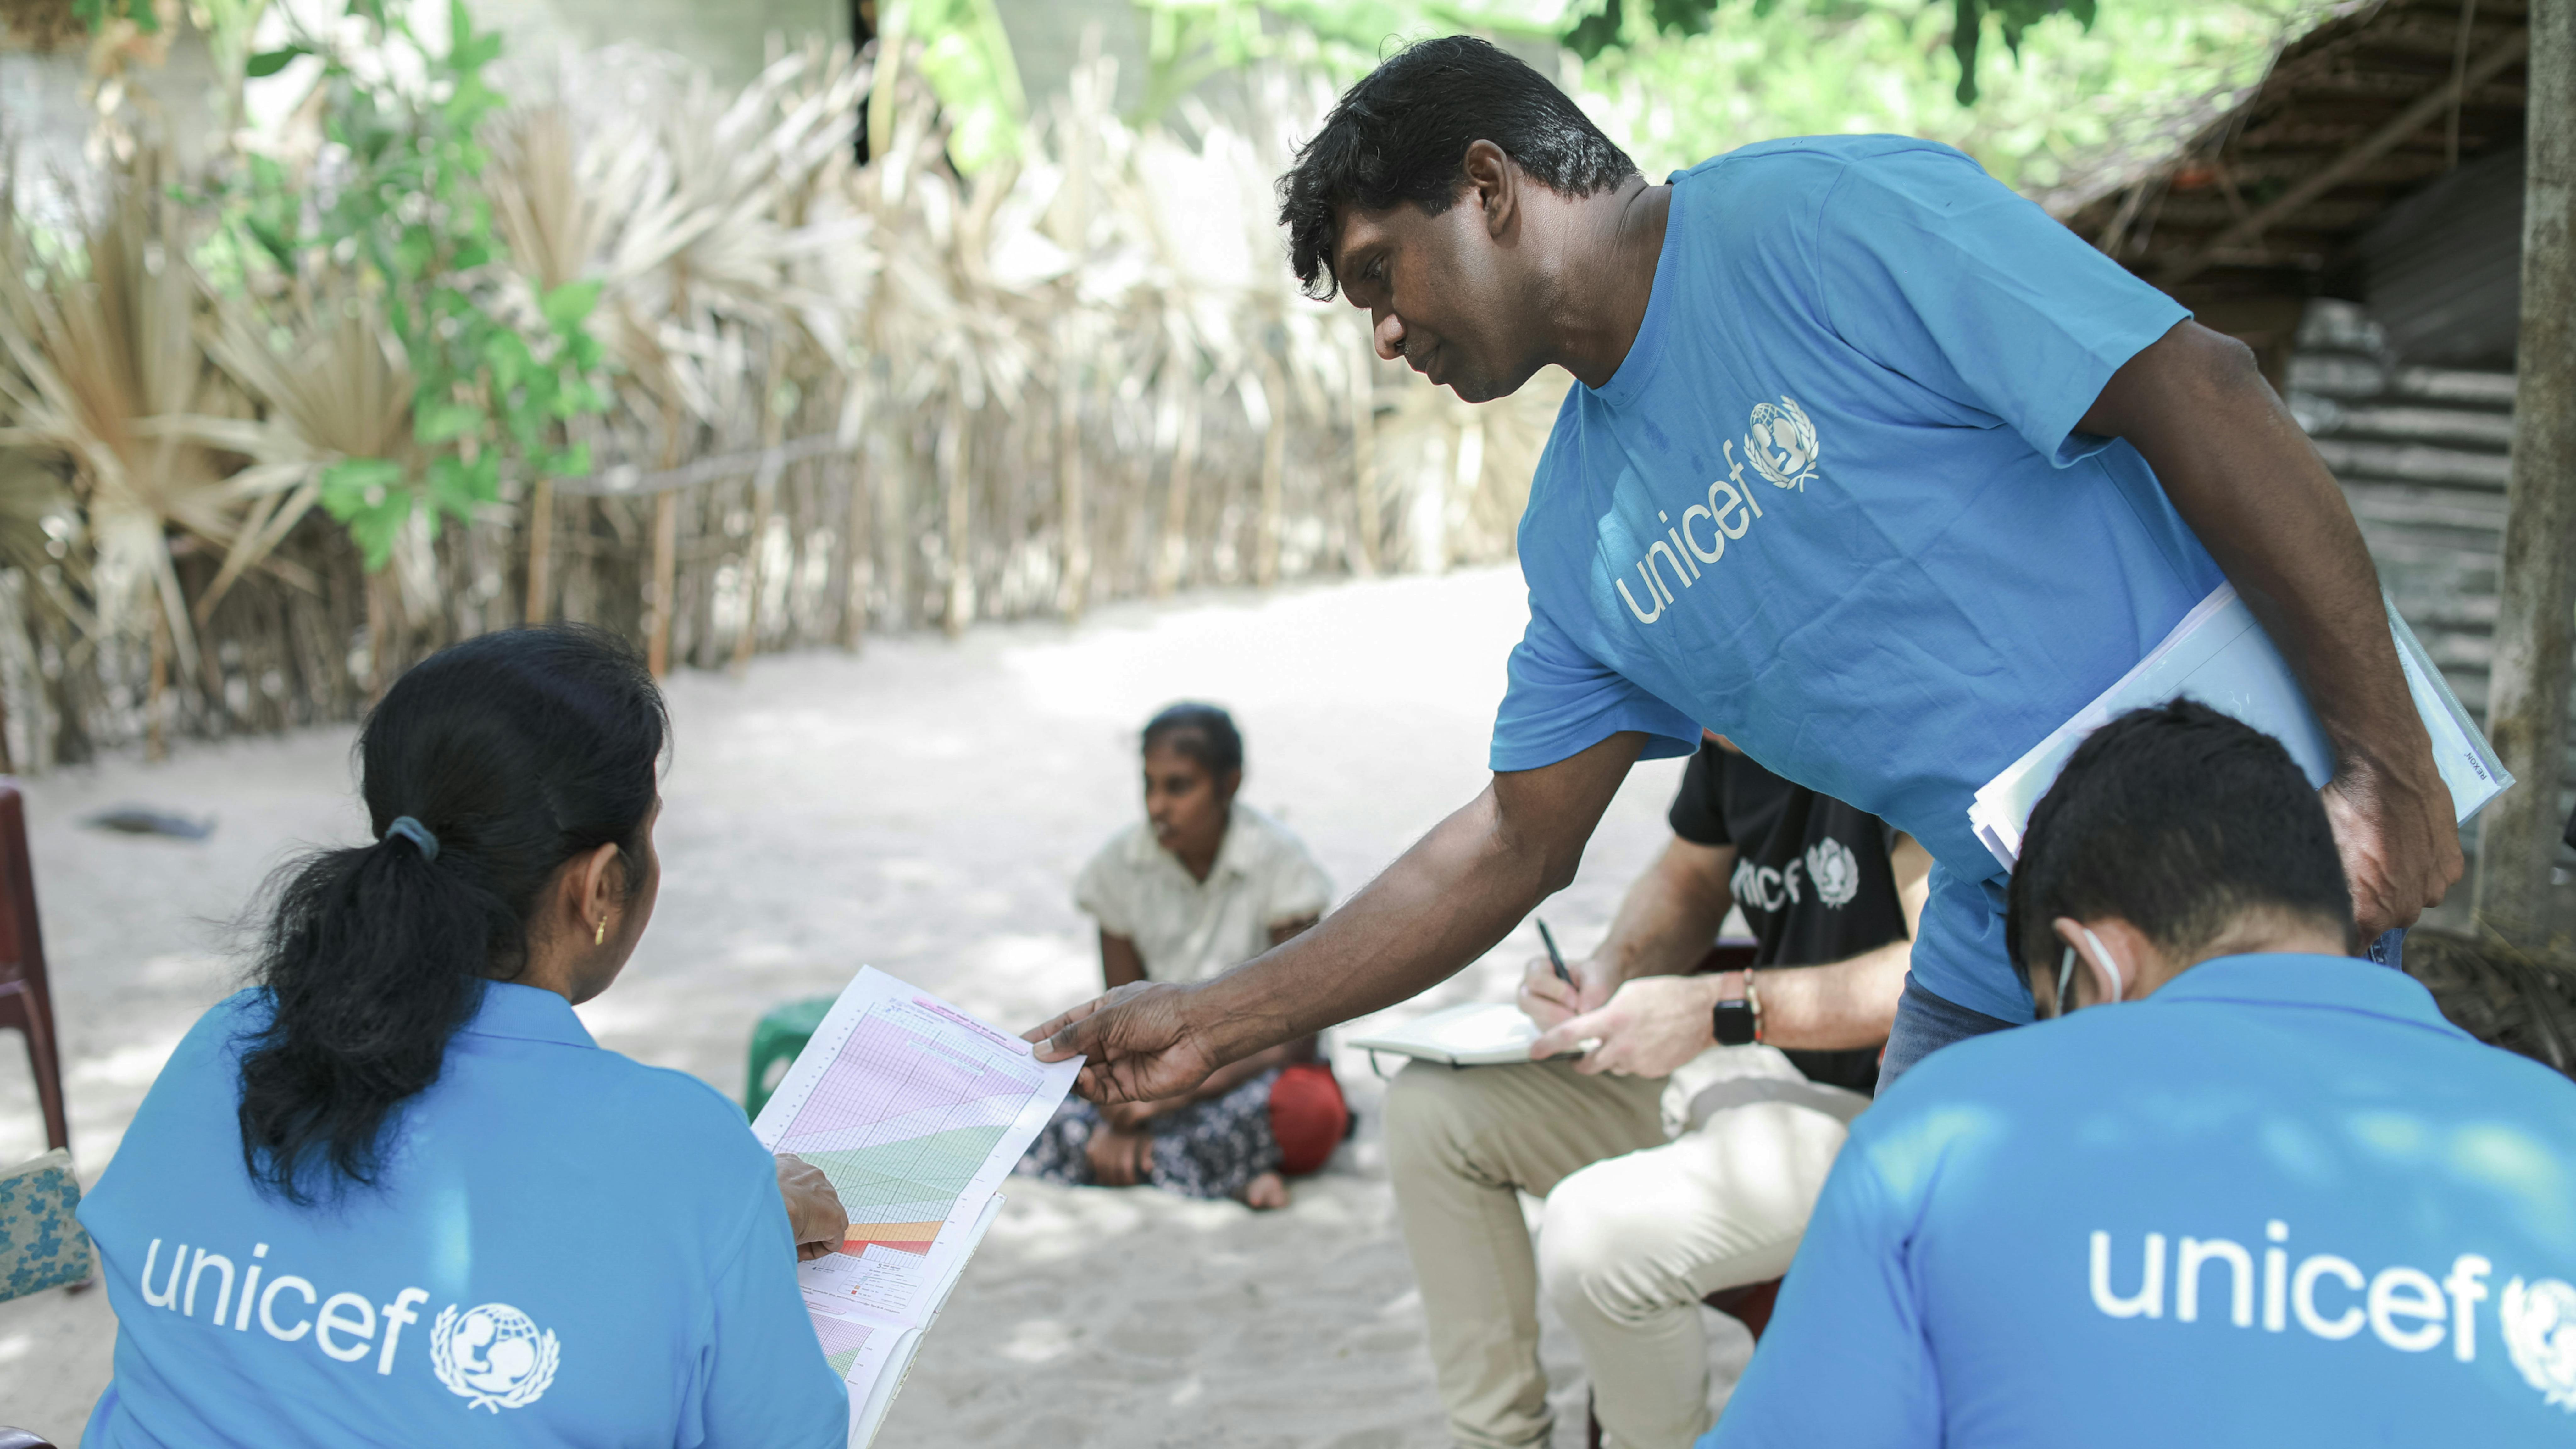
[236,626,667,1203]
[1142,701,1244,780]
[1276,34,1640,300]
[2007,698,2355,989]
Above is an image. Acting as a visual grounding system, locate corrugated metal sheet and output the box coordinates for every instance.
[2290,300,2575,868]
[2357,145,2526,367]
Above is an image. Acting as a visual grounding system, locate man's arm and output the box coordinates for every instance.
[1528,833,1930,1073]
[2080,320,2460,934]
[1519,835,1737,1028]
[1099,930,1146,990]
[1028,732,1646,1104]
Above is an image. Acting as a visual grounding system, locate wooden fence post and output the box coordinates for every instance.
[1057,319,1091,621]
[646,490,679,677]
[1256,347,1287,590]
[943,392,974,637]
[524,478,554,625]
[1152,379,1199,599]
[733,451,782,674]
[840,436,872,651]
[2473,1,2576,950]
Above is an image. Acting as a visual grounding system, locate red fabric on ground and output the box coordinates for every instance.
[1269,1061,1349,1176]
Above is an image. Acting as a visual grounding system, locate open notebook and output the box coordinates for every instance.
[1348,1001,1581,1067]
[1968,585,2511,873]
[749,968,1080,1446]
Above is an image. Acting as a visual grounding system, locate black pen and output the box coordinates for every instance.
[1536,918,1574,986]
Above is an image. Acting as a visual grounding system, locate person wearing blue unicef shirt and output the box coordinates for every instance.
[77,628,850,1447]
[1033,36,2461,1114]
[1704,699,2576,1446]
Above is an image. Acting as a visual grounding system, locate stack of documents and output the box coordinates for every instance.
[1967,585,2511,872]
[751,968,1080,1446]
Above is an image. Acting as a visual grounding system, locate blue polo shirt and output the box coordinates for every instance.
[78,984,847,1447]
[1706,954,2576,1446]
[1493,135,2217,1022]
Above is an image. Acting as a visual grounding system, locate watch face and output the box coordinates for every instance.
[1712,999,1757,1047]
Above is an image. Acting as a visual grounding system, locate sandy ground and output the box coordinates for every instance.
[0,566,1759,1447]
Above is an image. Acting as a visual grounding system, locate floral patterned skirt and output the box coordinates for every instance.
[1014,1067,1283,1201]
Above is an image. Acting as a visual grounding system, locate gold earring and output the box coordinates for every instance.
[594,917,608,946]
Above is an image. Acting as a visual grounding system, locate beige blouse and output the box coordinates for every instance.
[1073,804,1335,983]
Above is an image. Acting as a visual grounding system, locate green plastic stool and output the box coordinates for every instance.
[745,995,835,1119]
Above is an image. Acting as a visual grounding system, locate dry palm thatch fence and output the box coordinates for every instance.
[0,38,1562,770]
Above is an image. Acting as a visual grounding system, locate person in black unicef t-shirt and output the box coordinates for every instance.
[1384,734,1922,1449]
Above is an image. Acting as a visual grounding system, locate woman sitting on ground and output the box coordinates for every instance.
[1018,702,1348,1209]
[77,627,849,1447]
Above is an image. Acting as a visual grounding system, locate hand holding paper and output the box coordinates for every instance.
[1967,587,2508,912]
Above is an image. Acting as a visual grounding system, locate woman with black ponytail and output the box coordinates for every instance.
[76,627,849,1447]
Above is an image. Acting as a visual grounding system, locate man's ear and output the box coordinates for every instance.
[2051,915,2154,1007]
[1461,139,1517,236]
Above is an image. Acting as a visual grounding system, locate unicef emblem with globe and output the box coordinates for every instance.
[1804,837,1860,909]
[430,1302,561,1412]
[1742,397,1820,491]
[2504,1277,2576,1412]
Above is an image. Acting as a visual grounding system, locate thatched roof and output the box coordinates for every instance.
[2059,0,2529,312]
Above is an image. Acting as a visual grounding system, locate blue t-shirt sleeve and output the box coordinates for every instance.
[1813,145,2188,467]
[677,1166,848,1447]
[1489,600,1699,772]
[1702,1134,1939,1449]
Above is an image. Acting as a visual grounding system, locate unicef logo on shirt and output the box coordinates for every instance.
[430,1301,560,1412]
[1804,837,1861,909]
[1742,396,1820,491]
[2503,1277,2576,1411]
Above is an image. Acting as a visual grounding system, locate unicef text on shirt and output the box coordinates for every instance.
[135,1235,432,1375]
[132,1233,564,1411]
[2089,1218,2576,1409]
[1616,397,1821,626]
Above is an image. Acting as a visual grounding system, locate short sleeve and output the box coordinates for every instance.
[1072,836,1138,939]
[1490,602,1699,773]
[677,1176,849,1448]
[1667,741,1732,846]
[1702,1133,1940,1448]
[1814,144,2188,468]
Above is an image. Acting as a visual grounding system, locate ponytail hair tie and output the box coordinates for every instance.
[382,816,440,862]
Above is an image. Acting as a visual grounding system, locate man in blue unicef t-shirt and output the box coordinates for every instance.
[1033,39,2461,1104]
[1706,701,2576,1446]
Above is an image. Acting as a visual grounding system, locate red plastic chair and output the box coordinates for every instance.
[0,783,67,1154]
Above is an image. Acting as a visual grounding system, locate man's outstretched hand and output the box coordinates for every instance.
[2323,756,2461,939]
[1026,981,1222,1105]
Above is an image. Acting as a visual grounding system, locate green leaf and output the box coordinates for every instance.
[413,400,482,447]
[540,279,603,335]
[245,46,308,79]
[1563,0,1628,61]
[318,458,411,571]
[481,330,533,390]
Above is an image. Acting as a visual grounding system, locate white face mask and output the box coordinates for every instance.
[2054,927,2126,1016]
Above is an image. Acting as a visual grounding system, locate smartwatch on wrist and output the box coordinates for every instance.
[1711,970,1759,1047]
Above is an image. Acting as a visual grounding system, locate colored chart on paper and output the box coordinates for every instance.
[813,1313,879,1378]
[767,997,1054,1263]
[749,968,1079,1446]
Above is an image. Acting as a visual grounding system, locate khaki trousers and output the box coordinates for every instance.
[1385,1050,1861,1449]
